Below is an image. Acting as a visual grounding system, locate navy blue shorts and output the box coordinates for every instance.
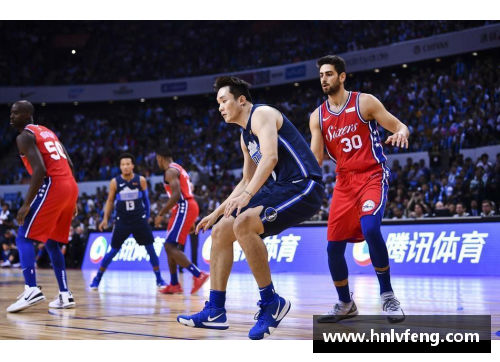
[111,217,154,249]
[232,179,324,238]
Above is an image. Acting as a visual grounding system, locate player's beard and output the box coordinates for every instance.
[323,79,341,96]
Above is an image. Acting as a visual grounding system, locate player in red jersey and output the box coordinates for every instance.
[7,101,78,313]
[309,56,409,323]
[155,145,209,295]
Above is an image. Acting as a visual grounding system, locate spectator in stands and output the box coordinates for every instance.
[410,203,428,219]
[1,230,20,268]
[392,206,406,220]
[454,202,469,217]
[469,199,480,216]
[481,199,496,217]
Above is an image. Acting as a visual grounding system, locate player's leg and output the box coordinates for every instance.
[90,223,129,289]
[317,241,359,323]
[45,239,75,309]
[359,169,404,323]
[131,219,166,288]
[6,234,46,313]
[177,216,236,329]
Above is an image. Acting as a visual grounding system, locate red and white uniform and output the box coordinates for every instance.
[20,124,78,243]
[164,163,199,245]
[319,92,390,242]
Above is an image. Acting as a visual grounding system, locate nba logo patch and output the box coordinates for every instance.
[264,207,278,222]
[362,200,375,212]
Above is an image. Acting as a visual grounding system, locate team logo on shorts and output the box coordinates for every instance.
[264,207,278,222]
[362,200,375,212]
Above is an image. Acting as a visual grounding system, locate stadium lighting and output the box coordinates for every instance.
[349,73,354,77]
[472,52,478,56]
[72,50,76,55]
[435,58,441,62]
[74,102,78,106]
[374,69,380,73]
[402,64,408,68]
[173,96,178,100]
[41,103,46,107]
[294,83,299,87]
[140,98,145,102]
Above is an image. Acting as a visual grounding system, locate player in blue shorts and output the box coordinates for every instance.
[177,77,324,339]
[90,153,166,290]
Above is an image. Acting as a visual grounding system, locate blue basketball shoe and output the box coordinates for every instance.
[89,276,101,290]
[156,279,168,290]
[248,294,291,340]
[177,301,229,330]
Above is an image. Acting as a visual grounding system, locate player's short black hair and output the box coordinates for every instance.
[157,145,172,159]
[119,153,135,165]
[317,55,346,75]
[214,76,253,103]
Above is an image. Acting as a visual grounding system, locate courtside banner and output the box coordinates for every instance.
[82,222,499,276]
[313,315,492,353]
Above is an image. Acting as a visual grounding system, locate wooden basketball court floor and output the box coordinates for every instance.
[1,269,499,340]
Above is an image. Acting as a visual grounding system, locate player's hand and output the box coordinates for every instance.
[385,132,409,149]
[16,205,30,226]
[98,220,108,232]
[154,215,163,228]
[224,193,251,218]
[195,213,218,234]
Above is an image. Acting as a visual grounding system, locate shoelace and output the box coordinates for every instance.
[253,300,273,326]
[382,297,401,312]
[326,303,344,315]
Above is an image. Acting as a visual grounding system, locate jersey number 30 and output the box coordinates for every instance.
[44,141,68,160]
[340,135,362,153]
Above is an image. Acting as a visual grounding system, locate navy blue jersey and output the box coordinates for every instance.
[242,104,322,184]
[114,174,146,221]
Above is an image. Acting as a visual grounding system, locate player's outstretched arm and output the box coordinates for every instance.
[16,132,46,226]
[309,107,324,166]
[139,176,151,219]
[99,178,117,231]
[196,135,257,233]
[224,108,278,218]
[155,169,181,227]
[359,93,410,149]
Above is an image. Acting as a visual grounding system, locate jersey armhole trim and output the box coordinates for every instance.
[356,93,370,124]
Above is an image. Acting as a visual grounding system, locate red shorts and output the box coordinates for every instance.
[19,176,78,243]
[166,198,199,245]
[328,166,389,242]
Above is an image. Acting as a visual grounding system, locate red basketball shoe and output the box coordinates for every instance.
[191,272,209,294]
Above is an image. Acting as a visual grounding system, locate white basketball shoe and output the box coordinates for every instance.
[49,291,76,309]
[381,291,405,323]
[6,286,46,313]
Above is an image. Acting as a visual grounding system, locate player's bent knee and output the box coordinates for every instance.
[233,212,262,239]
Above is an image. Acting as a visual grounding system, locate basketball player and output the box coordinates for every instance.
[90,153,167,290]
[177,77,324,340]
[155,146,209,295]
[309,55,408,323]
[7,100,78,312]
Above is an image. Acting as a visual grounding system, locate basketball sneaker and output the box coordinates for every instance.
[157,279,168,290]
[89,276,101,290]
[49,291,76,309]
[190,271,209,294]
[316,299,358,323]
[159,283,183,294]
[6,286,46,313]
[248,294,291,340]
[177,301,229,330]
[381,291,405,323]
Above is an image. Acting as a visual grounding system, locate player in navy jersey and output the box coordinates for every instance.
[90,153,166,290]
[177,77,324,340]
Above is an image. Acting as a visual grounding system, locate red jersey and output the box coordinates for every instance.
[21,124,73,178]
[163,162,194,201]
[319,91,387,174]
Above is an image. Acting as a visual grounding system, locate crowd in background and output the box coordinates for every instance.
[0,20,496,86]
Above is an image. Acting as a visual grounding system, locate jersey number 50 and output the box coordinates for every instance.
[340,135,362,153]
[44,141,68,160]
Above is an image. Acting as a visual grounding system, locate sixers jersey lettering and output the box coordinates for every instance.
[21,124,73,178]
[319,92,388,174]
[115,174,146,220]
[163,163,194,201]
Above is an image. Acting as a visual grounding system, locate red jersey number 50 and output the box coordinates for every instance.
[44,141,68,160]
